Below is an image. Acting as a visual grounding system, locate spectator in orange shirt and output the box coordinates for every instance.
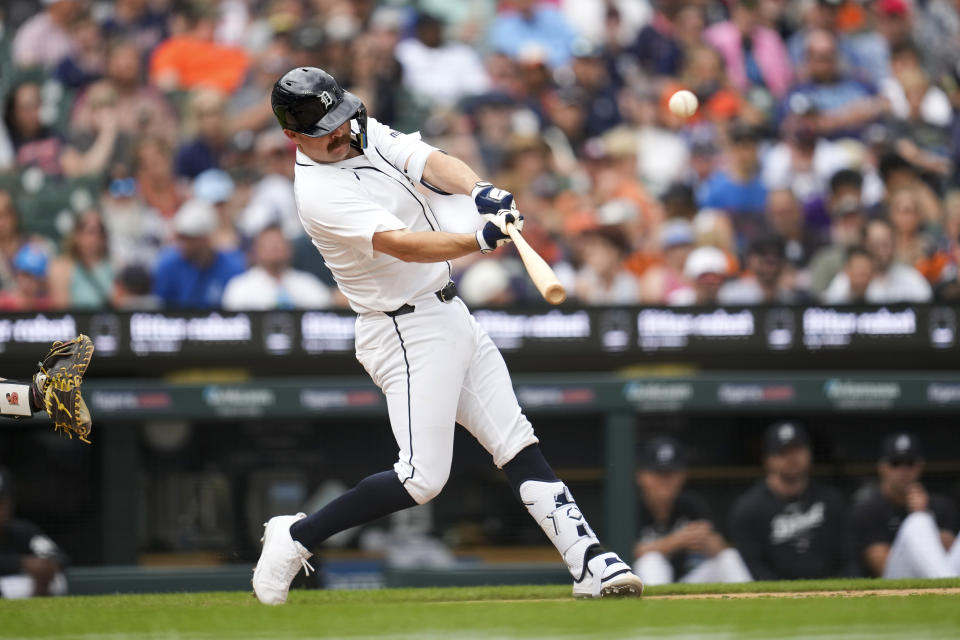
[149,3,250,94]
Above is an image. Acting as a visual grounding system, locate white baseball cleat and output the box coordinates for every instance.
[572,551,644,599]
[252,513,314,605]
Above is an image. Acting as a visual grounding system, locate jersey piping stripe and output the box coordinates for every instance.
[353,158,452,279]
[391,316,415,485]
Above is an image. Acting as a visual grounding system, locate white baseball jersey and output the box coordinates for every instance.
[290,117,537,504]
[293,117,450,313]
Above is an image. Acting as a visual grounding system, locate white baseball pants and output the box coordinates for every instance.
[633,548,753,586]
[883,511,959,579]
[355,292,538,505]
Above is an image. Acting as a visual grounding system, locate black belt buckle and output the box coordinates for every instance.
[436,281,458,303]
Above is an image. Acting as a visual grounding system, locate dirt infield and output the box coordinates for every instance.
[646,587,960,600]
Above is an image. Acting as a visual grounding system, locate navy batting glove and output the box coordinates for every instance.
[476,210,523,253]
[472,181,515,216]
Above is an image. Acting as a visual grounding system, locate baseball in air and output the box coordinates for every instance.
[668,90,698,118]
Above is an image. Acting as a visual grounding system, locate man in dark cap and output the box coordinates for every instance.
[0,467,68,598]
[632,437,751,585]
[728,421,846,580]
[848,433,960,578]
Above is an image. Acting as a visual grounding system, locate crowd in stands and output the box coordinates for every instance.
[0,0,959,311]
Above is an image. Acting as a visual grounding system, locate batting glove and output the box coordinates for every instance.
[472,181,516,216]
[476,210,524,253]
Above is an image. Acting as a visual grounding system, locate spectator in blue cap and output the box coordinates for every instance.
[0,244,52,311]
[192,168,241,252]
[153,199,245,309]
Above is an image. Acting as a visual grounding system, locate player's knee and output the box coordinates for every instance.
[410,468,450,504]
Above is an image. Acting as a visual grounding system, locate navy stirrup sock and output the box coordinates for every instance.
[502,444,559,499]
[290,470,417,549]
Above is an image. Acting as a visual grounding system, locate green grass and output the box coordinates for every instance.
[2,579,958,639]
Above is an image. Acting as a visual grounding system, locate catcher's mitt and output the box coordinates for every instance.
[33,334,94,443]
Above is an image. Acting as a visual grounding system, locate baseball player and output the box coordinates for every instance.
[252,67,643,604]
[848,432,960,578]
[632,437,751,585]
[727,422,847,580]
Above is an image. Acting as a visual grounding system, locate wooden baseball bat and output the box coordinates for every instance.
[505,221,567,305]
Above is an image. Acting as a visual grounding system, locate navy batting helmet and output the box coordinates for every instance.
[271,67,368,147]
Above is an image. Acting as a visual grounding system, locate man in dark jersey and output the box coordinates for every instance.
[632,437,751,585]
[728,421,846,580]
[848,432,960,578]
[0,467,68,597]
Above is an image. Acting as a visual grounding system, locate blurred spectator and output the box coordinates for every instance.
[60,81,128,179]
[238,130,299,240]
[786,0,878,84]
[148,2,250,93]
[808,168,868,295]
[11,0,80,70]
[703,0,792,100]
[863,217,932,302]
[783,29,888,140]
[719,235,810,305]
[176,89,230,179]
[153,199,245,309]
[112,263,160,310]
[573,226,640,304]
[667,45,744,126]
[697,122,767,250]
[823,245,875,304]
[227,37,293,136]
[0,467,68,598]
[222,225,330,311]
[52,11,105,90]
[71,39,178,143]
[458,259,516,307]
[617,89,688,198]
[881,41,953,129]
[135,135,183,219]
[192,168,241,252]
[824,218,932,303]
[48,210,113,310]
[762,94,852,204]
[676,245,729,306]
[488,0,578,69]
[848,433,960,578]
[887,186,935,268]
[632,437,751,586]
[629,0,686,76]
[395,12,490,108]
[728,422,846,580]
[913,0,960,82]
[3,81,66,176]
[0,244,53,312]
[886,66,954,190]
[764,189,823,269]
[99,0,169,56]
[100,174,164,272]
[543,87,592,163]
[567,38,621,138]
[0,191,24,292]
[639,218,695,305]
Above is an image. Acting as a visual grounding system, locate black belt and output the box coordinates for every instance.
[384,281,458,317]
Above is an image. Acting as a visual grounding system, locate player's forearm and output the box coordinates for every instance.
[421,151,482,196]
[373,229,480,263]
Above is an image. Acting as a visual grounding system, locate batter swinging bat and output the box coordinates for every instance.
[505,221,567,305]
